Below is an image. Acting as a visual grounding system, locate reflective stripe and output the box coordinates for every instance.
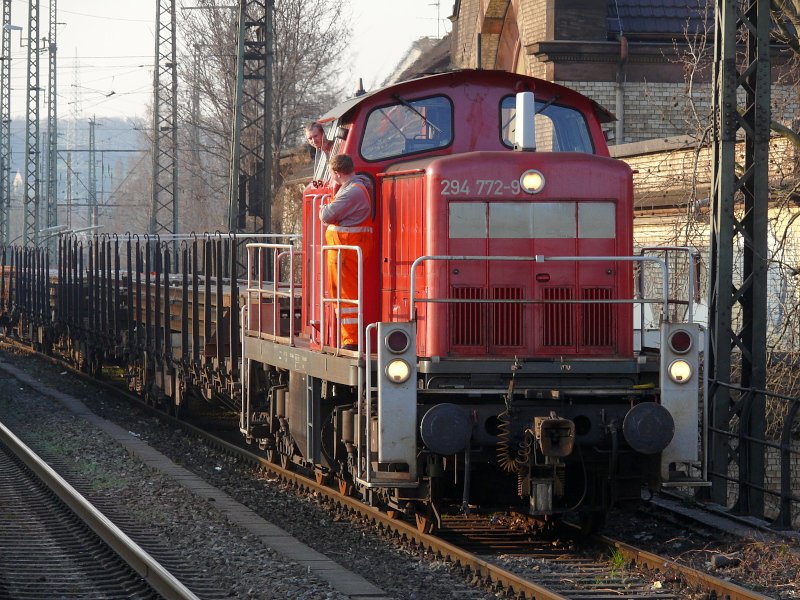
[340,307,359,314]
[342,318,360,325]
[328,224,373,233]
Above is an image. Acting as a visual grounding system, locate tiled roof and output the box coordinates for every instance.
[608,0,710,37]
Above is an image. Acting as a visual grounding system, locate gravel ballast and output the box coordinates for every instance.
[0,346,495,600]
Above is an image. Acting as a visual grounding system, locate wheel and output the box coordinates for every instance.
[414,505,437,534]
[415,512,435,534]
[173,374,186,419]
[337,477,352,496]
[90,356,101,377]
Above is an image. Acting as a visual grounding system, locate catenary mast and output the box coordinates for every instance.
[0,0,12,245]
[150,0,178,237]
[23,0,41,246]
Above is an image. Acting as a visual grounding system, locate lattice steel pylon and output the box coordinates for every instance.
[23,0,41,247]
[708,0,770,516]
[0,0,12,245]
[228,0,273,236]
[45,0,57,250]
[150,0,178,236]
[88,115,96,227]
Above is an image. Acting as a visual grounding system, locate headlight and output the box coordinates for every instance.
[668,359,692,383]
[520,169,545,194]
[385,359,411,384]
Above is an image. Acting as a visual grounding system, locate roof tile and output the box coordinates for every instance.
[608,0,707,37]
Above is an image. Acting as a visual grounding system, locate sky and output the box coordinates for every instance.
[4,0,451,120]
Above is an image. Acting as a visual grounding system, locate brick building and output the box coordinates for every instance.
[449,0,713,145]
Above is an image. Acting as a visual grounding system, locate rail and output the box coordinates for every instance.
[0,420,199,600]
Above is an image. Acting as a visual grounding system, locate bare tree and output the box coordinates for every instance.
[175,0,351,233]
[632,1,800,442]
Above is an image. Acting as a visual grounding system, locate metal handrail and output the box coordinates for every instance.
[639,246,699,323]
[362,322,378,485]
[320,244,363,355]
[309,194,331,344]
[245,241,300,344]
[707,378,800,529]
[409,254,670,317]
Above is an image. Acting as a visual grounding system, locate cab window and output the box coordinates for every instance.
[500,96,594,153]
[361,95,453,161]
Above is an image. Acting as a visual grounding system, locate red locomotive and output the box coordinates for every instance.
[241,69,704,531]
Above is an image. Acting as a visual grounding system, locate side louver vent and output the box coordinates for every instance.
[450,286,485,347]
[581,287,614,347]
[542,287,574,347]
[492,287,523,347]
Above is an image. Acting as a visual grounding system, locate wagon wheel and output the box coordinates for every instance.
[173,396,184,420]
[88,353,102,378]
[173,373,187,420]
[414,505,437,535]
[337,477,352,496]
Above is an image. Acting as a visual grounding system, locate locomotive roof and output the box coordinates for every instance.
[319,69,616,125]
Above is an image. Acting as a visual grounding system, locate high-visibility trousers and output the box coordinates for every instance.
[325,225,372,348]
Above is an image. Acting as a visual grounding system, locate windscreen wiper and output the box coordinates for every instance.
[391,94,444,136]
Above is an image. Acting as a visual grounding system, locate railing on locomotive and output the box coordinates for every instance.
[245,240,301,342]
[638,246,701,325]
[408,254,671,332]
[241,238,301,437]
[307,194,331,345]
[636,246,707,485]
[319,244,363,354]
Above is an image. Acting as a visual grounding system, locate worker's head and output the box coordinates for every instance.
[328,154,354,176]
[305,122,326,149]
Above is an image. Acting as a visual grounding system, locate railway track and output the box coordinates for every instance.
[0,340,779,600]
[0,420,197,600]
[181,430,774,599]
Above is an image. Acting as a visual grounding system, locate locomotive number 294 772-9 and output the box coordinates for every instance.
[440,178,522,196]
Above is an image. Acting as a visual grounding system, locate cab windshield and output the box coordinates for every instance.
[360,95,453,161]
[500,96,594,153]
